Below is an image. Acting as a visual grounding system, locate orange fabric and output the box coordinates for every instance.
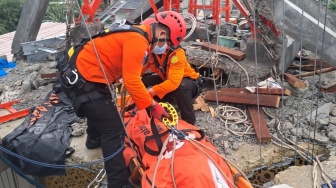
[141,48,199,99]
[123,110,237,188]
[76,25,153,110]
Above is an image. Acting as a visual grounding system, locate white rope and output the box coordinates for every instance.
[181,12,197,40]
[207,104,254,137]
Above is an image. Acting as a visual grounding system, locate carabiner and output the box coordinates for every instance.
[66,70,78,85]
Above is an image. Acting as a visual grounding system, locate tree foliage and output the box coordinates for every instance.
[330,0,336,13]
[0,0,25,35]
[44,0,68,22]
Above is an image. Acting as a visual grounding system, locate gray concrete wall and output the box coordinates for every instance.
[266,0,336,68]
[11,0,50,55]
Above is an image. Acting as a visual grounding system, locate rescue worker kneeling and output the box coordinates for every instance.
[123,109,236,188]
[141,18,203,125]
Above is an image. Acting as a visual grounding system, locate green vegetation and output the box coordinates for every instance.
[330,0,336,12]
[44,0,69,22]
[0,0,25,35]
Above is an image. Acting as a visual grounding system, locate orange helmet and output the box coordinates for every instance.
[141,18,156,26]
[155,11,186,46]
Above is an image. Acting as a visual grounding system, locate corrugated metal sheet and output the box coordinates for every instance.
[0,22,66,61]
[112,0,144,10]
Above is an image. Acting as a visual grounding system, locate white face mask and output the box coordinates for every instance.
[151,43,167,54]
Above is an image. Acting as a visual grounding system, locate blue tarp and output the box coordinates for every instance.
[321,180,336,188]
[0,58,16,77]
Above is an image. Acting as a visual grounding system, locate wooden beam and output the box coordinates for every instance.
[40,72,59,79]
[284,73,306,88]
[288,64,331,71]
[194,96,209,112]
[201,42,245,61]
[247,106,271,143]
[218,88,291,96]
[293,67,336,78]
[307,58,332,67]
[320,82,336,93]
[204,91,280,108]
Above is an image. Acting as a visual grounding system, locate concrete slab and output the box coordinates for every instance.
[266,0,336,68]
[273,156,336,187]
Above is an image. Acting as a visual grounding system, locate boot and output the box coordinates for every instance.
[85,134,102,149]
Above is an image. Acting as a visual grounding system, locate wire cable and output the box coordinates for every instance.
[250,0,263,176]
[0,143,124,169]
[308,0,322,166]
[74,0,137,159]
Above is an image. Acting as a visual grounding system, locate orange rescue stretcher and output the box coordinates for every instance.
[122,103,253,188]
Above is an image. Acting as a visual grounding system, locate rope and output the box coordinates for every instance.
[188,139,238,188]
[263,109,333,187]
[170,135,177,188]
[181,12,197,40]
[190,138,251,185]
[151,133,171,188]
[0,143,124,169]
[0,154,44,188]
[207,104,254,136]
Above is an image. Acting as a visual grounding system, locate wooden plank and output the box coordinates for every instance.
[284,73,306,88]
[204,91,280,108]
[218,88,291,96]
[194,96,209,112]
[320,82,336,93]
[288,64,331,71]
[293,67,336,78]
[247,106,271,143]
[201,42,245,61]
[40,72,59,79]
[307,58,332,67]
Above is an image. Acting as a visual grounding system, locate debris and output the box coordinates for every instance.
[320,81,336,93]
[209,106,215,118]
[40,72,59,79]
[293,67,336,78]
[247,106,271,143]
[284,73,306,88]
[219,87,291,96]
[0,99,30,123]
[200,42,245,61]
[194,96,209,112]
[204,91,281,108]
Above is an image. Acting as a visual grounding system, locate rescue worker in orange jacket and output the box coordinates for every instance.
[57,11,186,188]
[141,18,202,125]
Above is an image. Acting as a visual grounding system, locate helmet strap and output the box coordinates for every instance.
[151,23,158,45]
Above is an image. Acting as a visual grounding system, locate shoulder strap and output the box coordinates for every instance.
[152,49,174,78]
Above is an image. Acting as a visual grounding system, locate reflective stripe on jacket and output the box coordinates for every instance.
[142,48,200,99]
[76,25,152,110]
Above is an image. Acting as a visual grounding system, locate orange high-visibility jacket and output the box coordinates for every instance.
[141,48,200,99]
[76,25,152,110]
[123,110,236,188]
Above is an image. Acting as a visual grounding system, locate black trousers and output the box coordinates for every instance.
[59,84,129,187]
[142,75,200,125]
[78,97,129,188]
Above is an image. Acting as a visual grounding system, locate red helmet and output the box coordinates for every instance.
[141,18,156,26]
[155,11,186,46]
